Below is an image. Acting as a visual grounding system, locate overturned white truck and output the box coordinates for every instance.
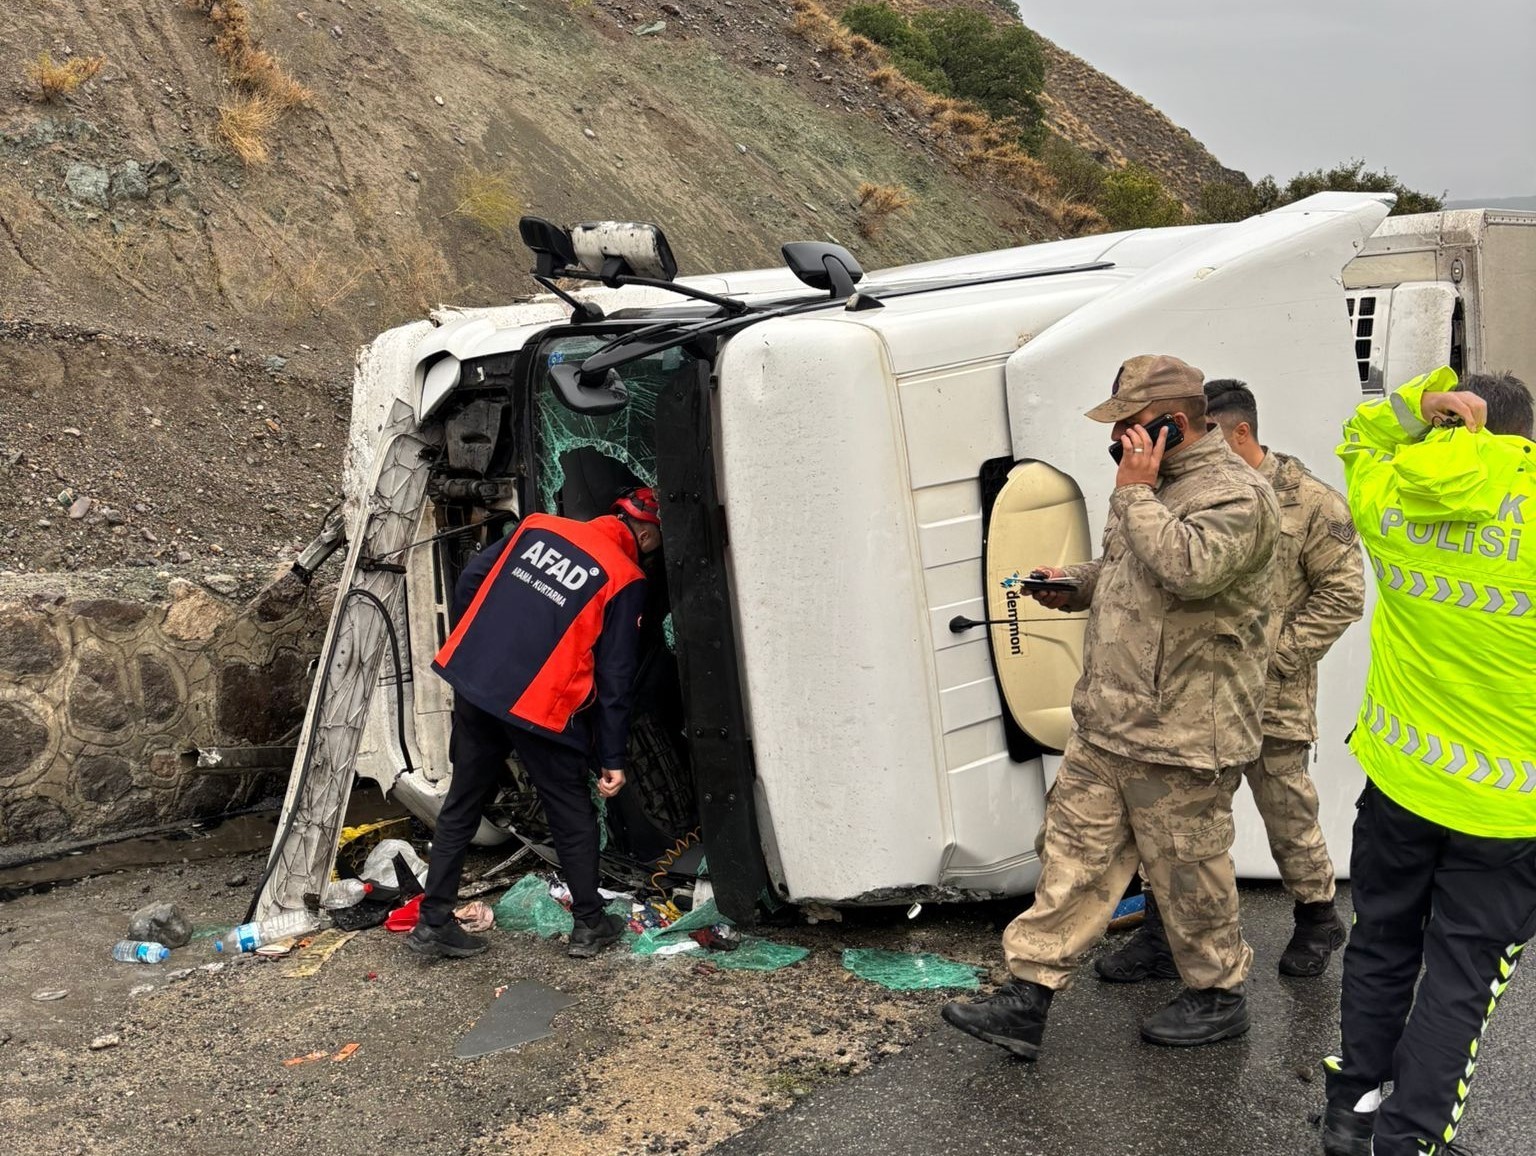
[255,195,1536,922]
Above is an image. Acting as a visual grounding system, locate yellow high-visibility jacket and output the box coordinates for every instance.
[1339,367,1536,837]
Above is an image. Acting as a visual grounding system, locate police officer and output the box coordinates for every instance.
[941,354,1278,1057]
[1319,370,1536,1156]
[406,487,663,961]
[1098,380,1365,984]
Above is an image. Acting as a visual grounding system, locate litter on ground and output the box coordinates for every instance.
[841,948,983,991]
[281,929,359,978]
[455,980,577,1061]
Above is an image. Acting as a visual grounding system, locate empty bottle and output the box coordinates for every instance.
[320,879,372,909]
[112,940,170,964]
[213,910,319,954]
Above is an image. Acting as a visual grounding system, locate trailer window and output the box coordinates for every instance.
[1346,293,1383,394]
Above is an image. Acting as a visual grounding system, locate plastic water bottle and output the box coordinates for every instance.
[320,879,372,909]
[213,910,319,954]
[112,940,170,964]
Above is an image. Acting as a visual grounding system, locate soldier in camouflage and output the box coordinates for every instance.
[1098,380,1366,984]
[942,354,1279,1059]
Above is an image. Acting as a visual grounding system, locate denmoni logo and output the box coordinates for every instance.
[520,540,595,591]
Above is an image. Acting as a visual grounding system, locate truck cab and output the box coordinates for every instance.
[255,197,1534,922]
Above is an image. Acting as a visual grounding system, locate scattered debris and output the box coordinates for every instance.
[1107,891,1147,932]
[128,901,194,948]
[129,984,155,998]
[493,873,574,938]
[31,990,68,1002]
[800,902,842,925]
[454,900,495,933]
[455,981,576,1061]
[331,1042,360,1063]
[383,894,423,933]
[89,1034,122,1051]
[282,1050,327,1067]
[360,839,427,889]
[281,928,358,978]
[841,948,982,991]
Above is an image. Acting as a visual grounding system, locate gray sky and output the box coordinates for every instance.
[1023,1,1534,200]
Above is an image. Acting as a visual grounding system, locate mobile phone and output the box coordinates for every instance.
[1020,571,1081,593]
[1108,413,1184,463]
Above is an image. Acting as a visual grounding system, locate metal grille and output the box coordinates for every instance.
[1346,294,1383,394]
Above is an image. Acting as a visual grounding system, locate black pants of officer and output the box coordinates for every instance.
[1327,781,1536,1154]
[420,697,604,929]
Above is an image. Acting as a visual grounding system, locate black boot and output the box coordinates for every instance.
[1140,984,1249,1046]
[1279,900,1348,977]
[940,979,1054,1060]
[1317,1101,1375,1156]
[1095,892,1180,983]
[567,912,626,959]
[405,919,491,959]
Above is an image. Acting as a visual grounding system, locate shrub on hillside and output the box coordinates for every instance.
[1040,135,1107,205]
[1098,165,1186,230]
[1197,160,1443,223]
[855,181,916,239]
[446,168,523,234]
[218,94,281,165]
[840,3,1047,148]
[27,52,106,102]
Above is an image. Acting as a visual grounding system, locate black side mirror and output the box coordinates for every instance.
[548,362,630,415]
[781,241,864,298]
[519,216,578,278]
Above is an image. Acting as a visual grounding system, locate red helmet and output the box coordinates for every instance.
[611,486,661,525]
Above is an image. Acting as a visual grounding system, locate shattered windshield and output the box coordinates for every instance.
[532,333,699,515]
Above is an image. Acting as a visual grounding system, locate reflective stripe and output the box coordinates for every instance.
[1367,551,1534,618]
[1433,942,1524,1147]
[1359,694,1536,792]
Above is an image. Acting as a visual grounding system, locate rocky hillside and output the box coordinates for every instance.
[1037,38,1247,204]
[1,0,1244,586]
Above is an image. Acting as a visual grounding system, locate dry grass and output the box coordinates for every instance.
[217,94,281,165]
[443,168,523,234]
[396,236,451,316]
[27,52,106,102]
[194,0,311,107]
[790,1,856,59]
[855,181,916,239]
[1050,199,1110,237]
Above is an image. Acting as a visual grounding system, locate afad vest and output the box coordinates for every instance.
[1339,368,1536,838]
[432,513,644,736]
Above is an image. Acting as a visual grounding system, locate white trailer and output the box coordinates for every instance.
[254,197,1535,922]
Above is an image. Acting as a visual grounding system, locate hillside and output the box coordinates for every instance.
[1,0,1244,585]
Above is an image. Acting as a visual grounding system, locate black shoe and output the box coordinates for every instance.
[1279,900,1348,977]
[1096,893,1180,983]
[1316,1101,1375,1156]
[567,912,626,959]
[1140,985,1249,1047]
[940,979,1054,1060]
[405,919,490,959]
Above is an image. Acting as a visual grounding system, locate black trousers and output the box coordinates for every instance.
[421,698,604,928]
[1327,781,1536,1154]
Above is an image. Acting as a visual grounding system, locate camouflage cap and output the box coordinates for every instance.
[1085,354,1205,423]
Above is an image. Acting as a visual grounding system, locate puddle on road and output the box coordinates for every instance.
[0,789,411,900]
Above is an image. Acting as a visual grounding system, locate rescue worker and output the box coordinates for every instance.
[405,487,663,961]
[1097,379,1365,984]
[941,354,1278,1057]
[1319,370,1536,1156]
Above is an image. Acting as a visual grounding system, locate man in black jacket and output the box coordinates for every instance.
[406,487,662,960]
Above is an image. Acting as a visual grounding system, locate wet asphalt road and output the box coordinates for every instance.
[713,885,1535,1156]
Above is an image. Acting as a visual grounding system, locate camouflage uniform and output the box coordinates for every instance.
[1242,450,1365,903]
[1002,429,1278,991]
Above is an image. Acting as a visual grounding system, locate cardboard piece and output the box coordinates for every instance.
[455,980,576,1061]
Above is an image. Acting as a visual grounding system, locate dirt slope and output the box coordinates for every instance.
[1,0,1243,584]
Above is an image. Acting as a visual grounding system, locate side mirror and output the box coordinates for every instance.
[570,221,678,283]
[548,362,630,415]
[781,241,864,298]
[519,216,578,278]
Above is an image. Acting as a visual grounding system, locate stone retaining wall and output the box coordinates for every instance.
[0,573,330,847]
